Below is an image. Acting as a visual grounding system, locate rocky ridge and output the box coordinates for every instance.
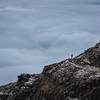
[0,42,100,100]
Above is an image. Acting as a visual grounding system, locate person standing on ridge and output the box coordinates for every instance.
[71,54,73,59]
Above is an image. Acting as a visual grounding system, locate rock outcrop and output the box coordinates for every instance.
[73,42,100,67]
[0,42,100,100]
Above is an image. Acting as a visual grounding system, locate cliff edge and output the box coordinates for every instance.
[0,42,100,100]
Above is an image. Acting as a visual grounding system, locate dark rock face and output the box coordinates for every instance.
[73,42,100,67]
[0,42,100,100]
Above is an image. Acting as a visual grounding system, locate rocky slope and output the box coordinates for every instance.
[0,42,100,100]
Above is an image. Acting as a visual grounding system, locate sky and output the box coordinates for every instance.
[0,0,100,85]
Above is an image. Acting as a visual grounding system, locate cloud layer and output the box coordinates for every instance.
[0,0,100,84]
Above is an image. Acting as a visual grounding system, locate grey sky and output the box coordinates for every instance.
[0,0,100,84]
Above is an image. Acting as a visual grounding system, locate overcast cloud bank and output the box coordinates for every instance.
[0,0,100,84]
